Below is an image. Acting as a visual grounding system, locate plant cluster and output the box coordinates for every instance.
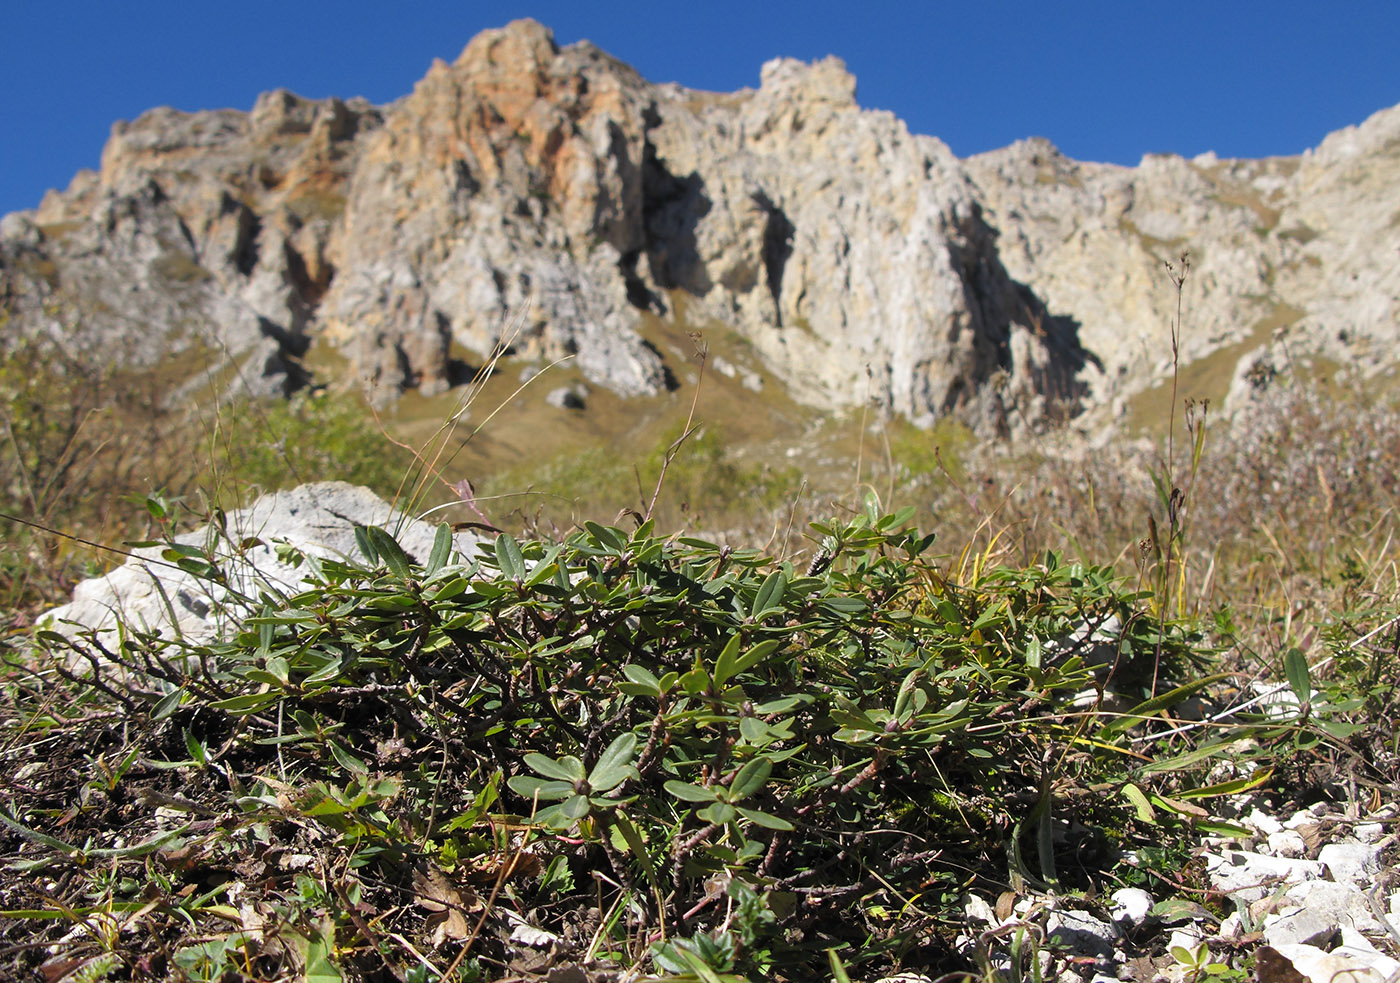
[4,495,1312,980]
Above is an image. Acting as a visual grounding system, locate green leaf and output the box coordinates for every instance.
[664,780,719,804]
[183,729,208,765]
[303,657,345,685]
[427,522,453,575]
[507,776,576,802]
[0,804,83,858]
[611,811,649,858]
[587,732,639,793]
[1193,820,1253,838]
[363,526,413,579]
[1025,635,1043,669]
[328,741,368,778]
[442,778,500,832]
[207,694,281,716]
[89,822,191,859]
[1137,737,1242,775]
[354,525,377,564]
[732,639,781,678]
[1283,647,1312,706]
[678,536,722,551]
[736,806,793,830]
[1174,768,1273,800]
[712,634,742,690]
[739,716,769,745]
[1170,944,1200,967]
[1099,673,1234,739]
[820,596,867,615]
[1121,783,1157,822]
[523,752,586,783]
[612,809,662,899]
[828,949,854,983]
[728,756,772,802]
[751,570,788,618]
[560,794,592,821]
[584,521,627,551]
[622,664,661,690]
[680,667,709,694]
[1153,898,1212,924]
[698,802,739,825]
[893,668,923,719]
[494,533,526,579]
[674,943,729,983]
[152,686,186,721]
[754,695,807,714]
[1316,718,1360,738]
[302,919,345,983]
[523,544,563,586]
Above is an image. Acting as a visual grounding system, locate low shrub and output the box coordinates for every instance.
[6,499,1360,981]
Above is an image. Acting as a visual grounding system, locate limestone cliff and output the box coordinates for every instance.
[963,102,1400,421]
[3,19,1398,436]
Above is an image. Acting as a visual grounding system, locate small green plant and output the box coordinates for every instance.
[1170,939,1246,983]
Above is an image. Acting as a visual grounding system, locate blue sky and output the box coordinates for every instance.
[3,2,1398,219]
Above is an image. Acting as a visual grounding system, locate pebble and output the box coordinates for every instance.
[957,798,1399,983]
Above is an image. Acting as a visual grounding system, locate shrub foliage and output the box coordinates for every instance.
[7,500,1296,981]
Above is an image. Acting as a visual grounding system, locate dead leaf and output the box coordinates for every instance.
[1154,793,1210,818]
[1296,823,1323,854]
[503,908,563,947]
[413,864,481,945]
[464,848,542,883]
[994,890,1017,922]
[39,955,83,983]
[157,843,205,872]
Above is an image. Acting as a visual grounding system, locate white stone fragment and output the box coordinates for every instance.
[1217,911,1243,940]
[963,894,996,926]
[1167,926,1206,952]
[1352,822,1385,844]
[1246,807,1285,836]
[1204,849,1325,903]
[1046,909,1118,957]
[1271,938,1400,983]
[1267,829,1308,858]
[1319,841,1383,885]
[1108,887,1155,929]
[1285,805,1326,828]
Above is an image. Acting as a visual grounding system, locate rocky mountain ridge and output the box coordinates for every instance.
[3,19,1398,438]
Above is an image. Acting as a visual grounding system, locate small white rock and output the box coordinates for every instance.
[1246,807,1285,836]
[1353,822,1385,844]
[1046,909,1119,957]
[1284,805,1325,828]
[963,894,996,925]
[1319,841,1382,885]
[1109,887,1155,929]
[1205,849,1325,902]
[1270,938,1400,983]
[1268,829,1308,858]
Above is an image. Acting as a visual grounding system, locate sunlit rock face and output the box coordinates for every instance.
[5,19,1399,435]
